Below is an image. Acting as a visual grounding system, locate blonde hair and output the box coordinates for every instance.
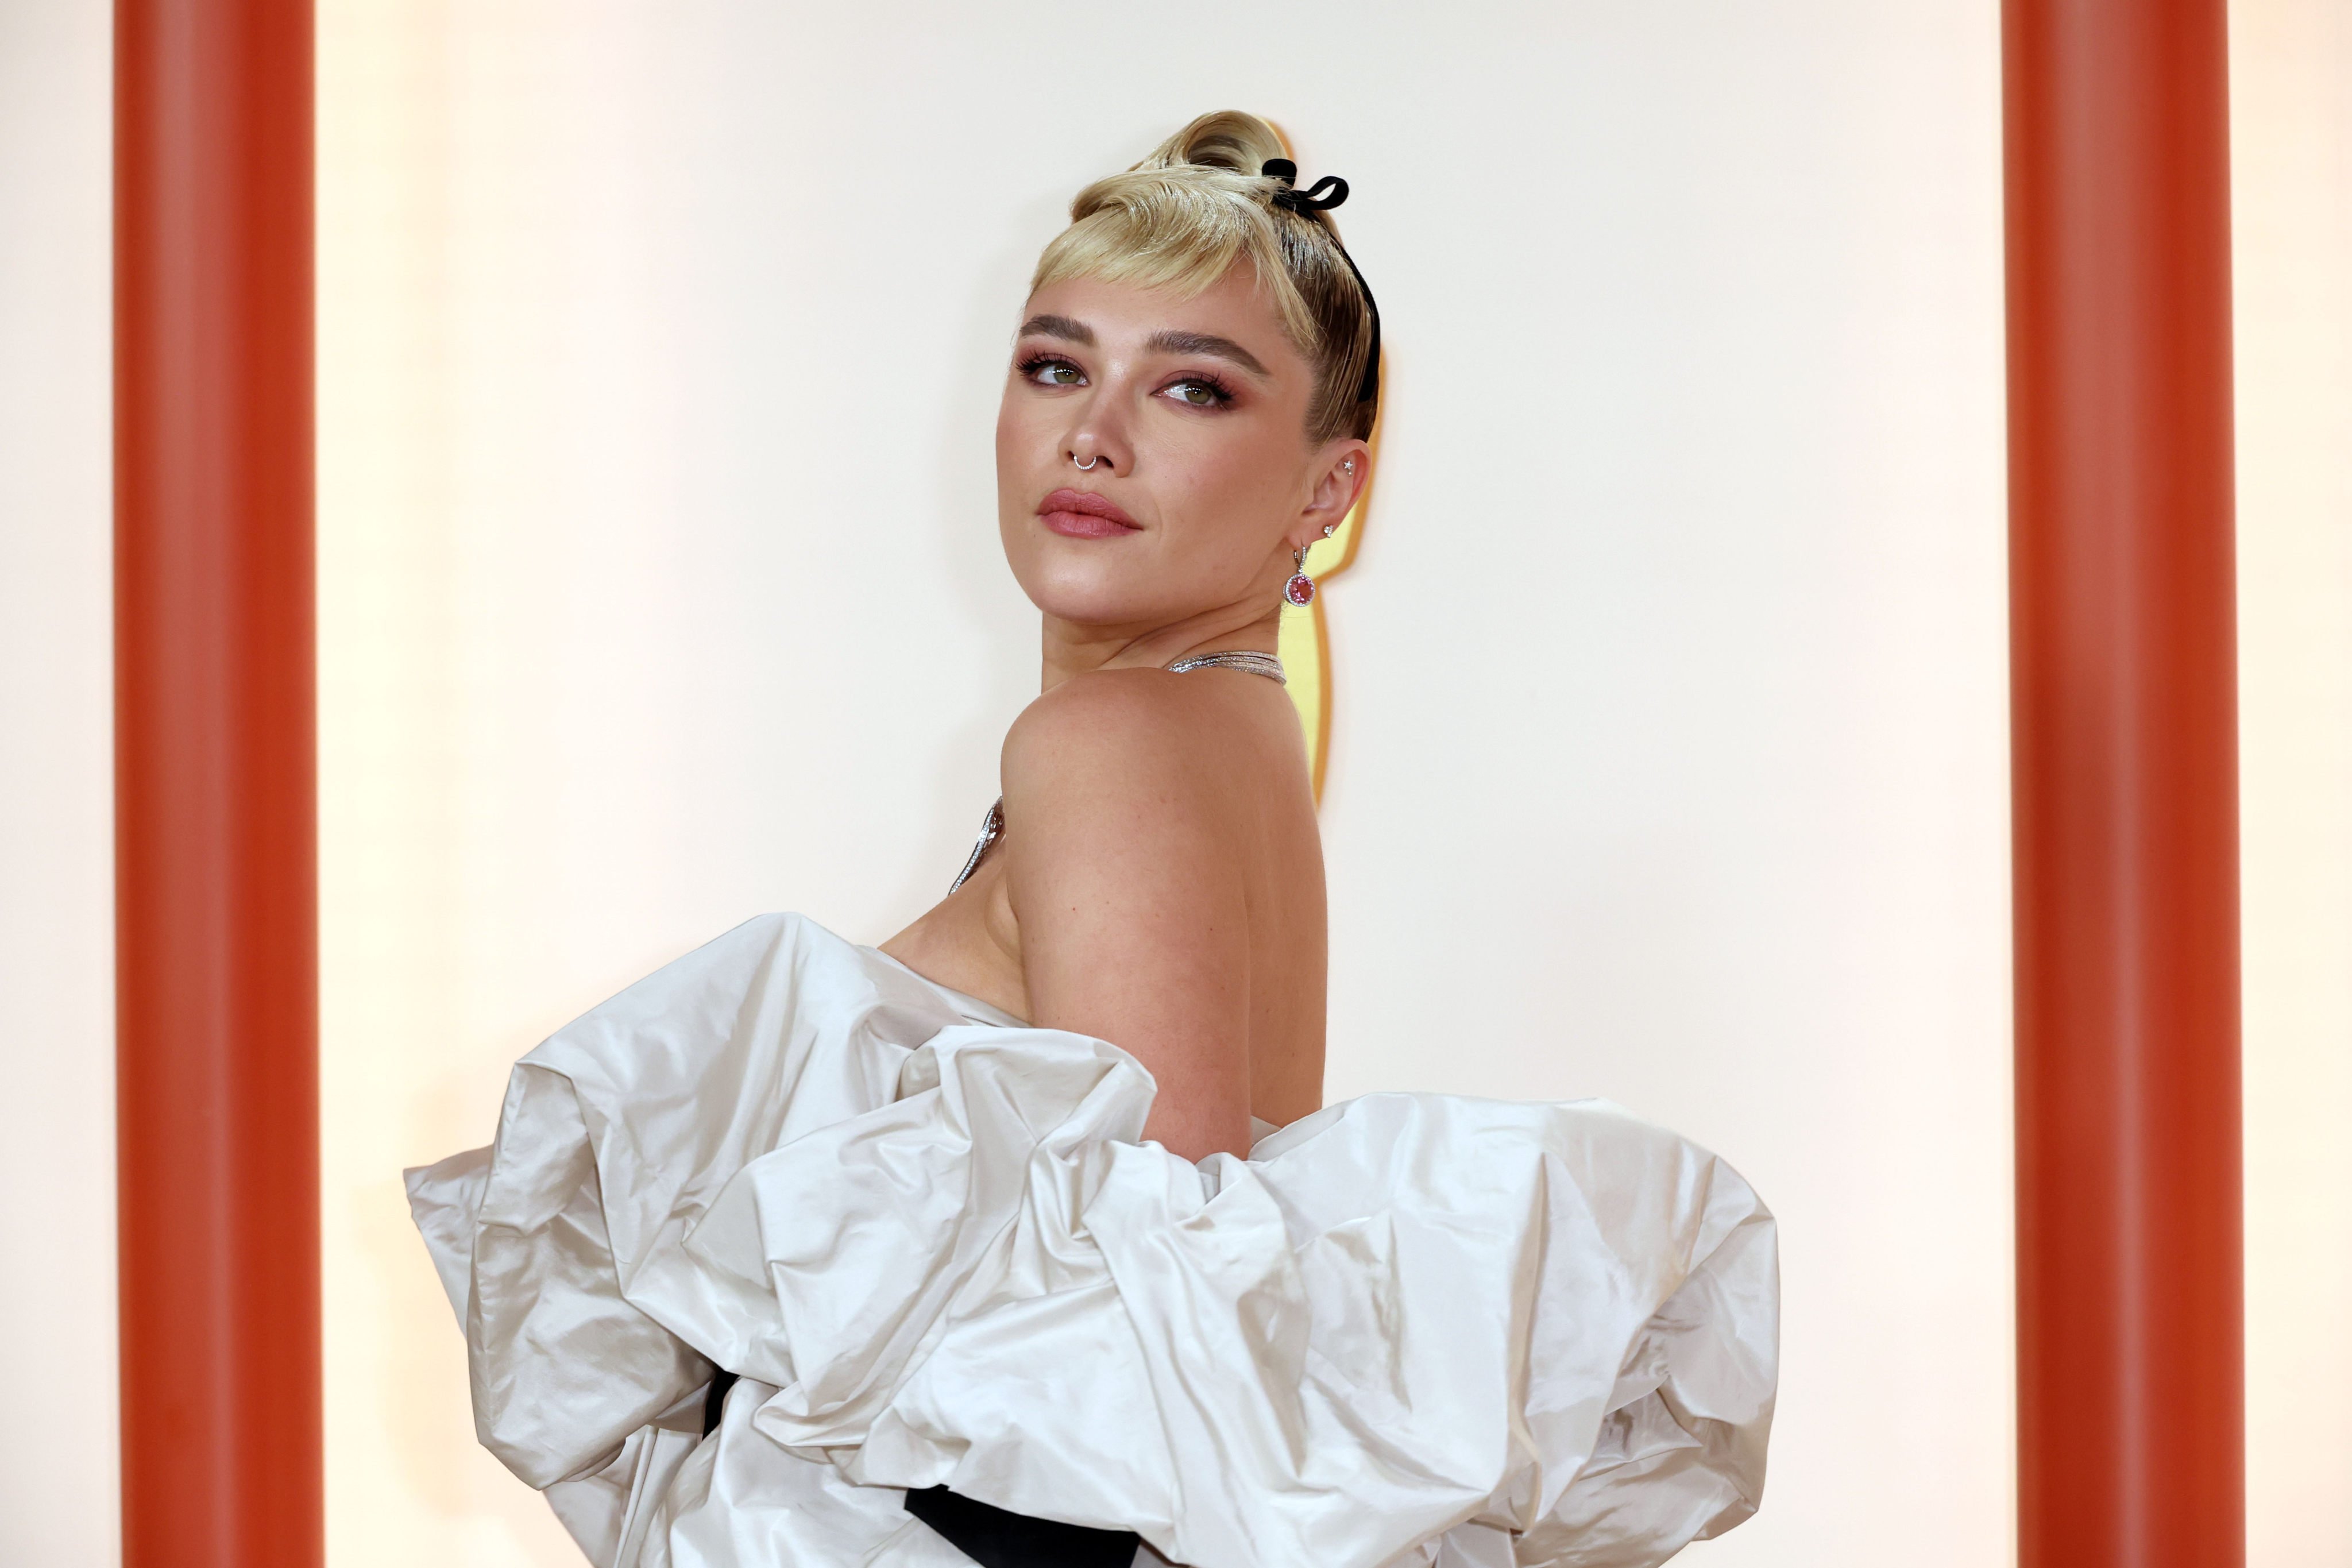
[1032,111,1380,445]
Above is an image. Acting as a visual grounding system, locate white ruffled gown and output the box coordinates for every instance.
[407,913,1777,1568]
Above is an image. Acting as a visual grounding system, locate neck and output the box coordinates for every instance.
[1038,600,1283,693]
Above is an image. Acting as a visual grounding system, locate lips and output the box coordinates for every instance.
[1038,487,1141,539]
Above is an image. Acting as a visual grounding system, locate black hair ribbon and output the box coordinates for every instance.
[1262,158,1381,408]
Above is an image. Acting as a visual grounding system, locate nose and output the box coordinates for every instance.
[1064,392,1133,477]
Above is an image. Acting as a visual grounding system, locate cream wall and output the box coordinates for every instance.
[0,0,118,1564]
[2234,2,2352,1563]
[316,5,2016,1565]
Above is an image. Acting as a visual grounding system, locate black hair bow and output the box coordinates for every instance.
[1261,157,1349,215]
[1260,159,1381,408]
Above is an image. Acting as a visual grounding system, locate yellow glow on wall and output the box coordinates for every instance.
[1278,430,1376,800]
[1268,114,1376,805]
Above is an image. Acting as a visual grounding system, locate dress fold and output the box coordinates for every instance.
[408,913,1776,1568]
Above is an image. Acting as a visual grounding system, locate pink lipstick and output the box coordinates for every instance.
[1038,488,1141,539]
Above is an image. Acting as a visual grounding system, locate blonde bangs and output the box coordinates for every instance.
[1031,176,1319,352]
[1028,112,1378,444]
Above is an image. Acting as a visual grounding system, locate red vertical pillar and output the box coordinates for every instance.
[2004,3,2242,1566]
[114,2,319,1564]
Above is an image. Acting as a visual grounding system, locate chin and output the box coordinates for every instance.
[1021,574,1172,629]
[1009,551,1192,629]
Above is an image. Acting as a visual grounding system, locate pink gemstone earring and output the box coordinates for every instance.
[1282,521,1340,608]
[1284,546,1317,607]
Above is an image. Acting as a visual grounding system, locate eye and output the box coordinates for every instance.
[1161,377,1233,409]
[1020,356,1085,388]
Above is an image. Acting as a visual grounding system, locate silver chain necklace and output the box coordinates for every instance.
[948,651,1287,892]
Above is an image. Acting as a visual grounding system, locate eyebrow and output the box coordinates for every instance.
[1017,314,1094,345]
[1014,315,1272,380]
[1145,329,1269,379]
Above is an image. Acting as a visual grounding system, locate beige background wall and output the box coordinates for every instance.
[2,1,2343,1564]
[2233,2,2352,1563]
[314,4,2016,1565]
[0,0,118,1563]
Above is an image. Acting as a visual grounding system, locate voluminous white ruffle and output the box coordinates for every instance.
[408,913,1776,1568]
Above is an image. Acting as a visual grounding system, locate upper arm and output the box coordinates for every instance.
[999,676,1252,1161]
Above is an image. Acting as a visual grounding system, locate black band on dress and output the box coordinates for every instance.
[707,1372,1137,1565]
[701,1367,739,1435]
[903,1485,1143,1568]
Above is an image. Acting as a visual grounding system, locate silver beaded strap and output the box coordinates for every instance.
[948,799,1004,894]
[1165,648,1287,685]
[948,651,1287,891]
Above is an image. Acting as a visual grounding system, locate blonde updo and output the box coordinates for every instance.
[1033,111,1380,445]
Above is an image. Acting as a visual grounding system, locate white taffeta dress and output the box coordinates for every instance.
[408,913,1777,1568]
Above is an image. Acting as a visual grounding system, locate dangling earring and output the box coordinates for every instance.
[1284,543,1318,607]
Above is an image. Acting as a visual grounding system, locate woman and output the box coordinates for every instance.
[410,112,1776,1568]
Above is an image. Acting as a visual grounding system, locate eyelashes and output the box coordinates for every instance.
[1018,354,1086,388]
[1013,354,1237,410]
[1163,373,1236,409]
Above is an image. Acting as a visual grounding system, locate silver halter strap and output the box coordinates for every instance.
[1164,648,1287,685]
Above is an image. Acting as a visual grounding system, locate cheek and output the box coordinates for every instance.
[1161,419,1297,534]
[996,393,1066,522]
[995,389,1036,468]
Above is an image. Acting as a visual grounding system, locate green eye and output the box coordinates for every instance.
[1028,361,1082,387]
[1168,380,1227,408]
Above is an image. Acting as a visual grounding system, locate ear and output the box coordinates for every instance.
[1292,439,1370,553]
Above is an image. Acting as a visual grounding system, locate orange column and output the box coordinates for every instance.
[114,2,319,1563]
[2004,2,2242,1565]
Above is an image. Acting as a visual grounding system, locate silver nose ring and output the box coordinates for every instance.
[1073,455,1100,471]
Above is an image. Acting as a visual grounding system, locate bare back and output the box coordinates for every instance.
[883,664,1326,1160]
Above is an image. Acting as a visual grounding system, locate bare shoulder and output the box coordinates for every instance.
[1003,667,1252,798]
[995,666,1324,1156]
[999,665,1306,883]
